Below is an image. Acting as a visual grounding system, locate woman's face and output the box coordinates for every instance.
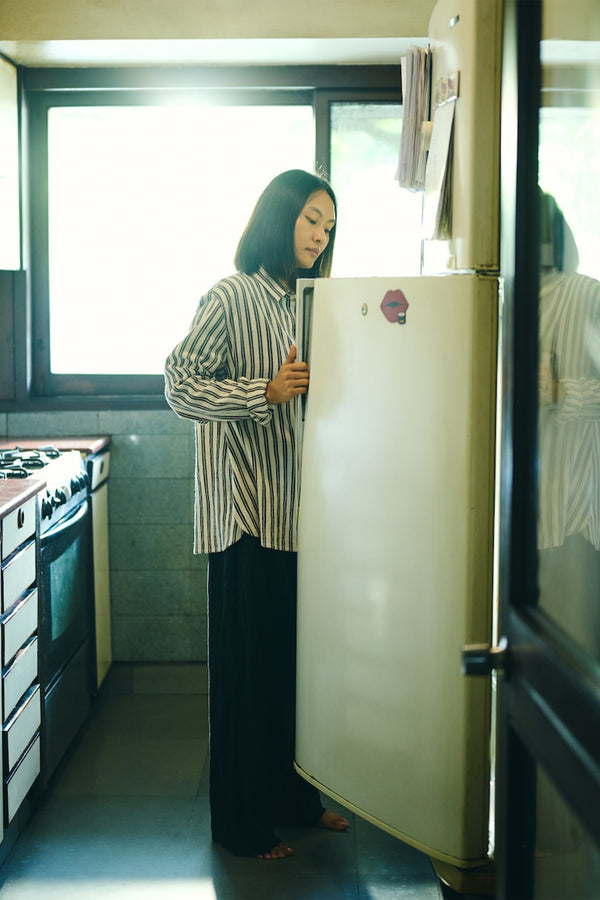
[293,190,336,270]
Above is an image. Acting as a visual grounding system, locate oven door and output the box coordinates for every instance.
[39,499,92,781]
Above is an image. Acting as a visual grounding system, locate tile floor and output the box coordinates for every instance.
[0,664,446,900]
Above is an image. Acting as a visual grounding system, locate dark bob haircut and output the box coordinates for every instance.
[234,169,337,288]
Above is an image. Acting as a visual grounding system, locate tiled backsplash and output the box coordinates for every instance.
[0,409,206,663]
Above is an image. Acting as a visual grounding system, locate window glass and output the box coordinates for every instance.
[534,763,600,897]
[329,102,422,277]
[47,104,314,374]
[536,62,600,661]
[538,106,600,281]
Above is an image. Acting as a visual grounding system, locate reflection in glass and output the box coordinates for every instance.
[537,29,600,662]
[539,106,600,281]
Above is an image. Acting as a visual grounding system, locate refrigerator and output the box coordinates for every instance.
[294,0,503,876]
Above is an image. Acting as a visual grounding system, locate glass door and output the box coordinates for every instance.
[495,1,600,896]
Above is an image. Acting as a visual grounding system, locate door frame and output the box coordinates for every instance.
[496,0,600,896]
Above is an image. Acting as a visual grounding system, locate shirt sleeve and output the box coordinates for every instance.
[552,377,600,422]
[164,291,273,426]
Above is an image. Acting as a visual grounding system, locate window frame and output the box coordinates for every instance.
[21,65,401,407]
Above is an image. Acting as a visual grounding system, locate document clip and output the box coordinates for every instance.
[380,290,409,325]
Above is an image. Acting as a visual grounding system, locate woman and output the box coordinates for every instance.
[537,190,600,657]
[164,170,349,860]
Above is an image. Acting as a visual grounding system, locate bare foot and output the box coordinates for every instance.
[256,841,295,860]
[319,810,350,832]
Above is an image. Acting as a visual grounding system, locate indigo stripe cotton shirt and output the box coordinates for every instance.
[538,272,600,551]
[164,268,299,553]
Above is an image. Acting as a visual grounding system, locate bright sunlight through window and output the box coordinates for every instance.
[47,101,422,377]
[330,103,422,278]
[48,104,314,375]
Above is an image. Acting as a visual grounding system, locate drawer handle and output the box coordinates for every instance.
[17,509,25,529]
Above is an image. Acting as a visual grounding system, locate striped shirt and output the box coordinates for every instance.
[538,272,600,550]
[164,268,299,553]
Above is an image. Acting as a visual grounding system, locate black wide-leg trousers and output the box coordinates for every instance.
[207,534,324,856]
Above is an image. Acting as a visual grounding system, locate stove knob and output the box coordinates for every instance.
[55,487,67,505]
[41,497,53,519]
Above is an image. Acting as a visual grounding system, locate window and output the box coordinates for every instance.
[25,67,417,401]
[330,102,422,277]
[47,103,314,376]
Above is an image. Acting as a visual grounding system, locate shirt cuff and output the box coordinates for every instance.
[247,378,273,426]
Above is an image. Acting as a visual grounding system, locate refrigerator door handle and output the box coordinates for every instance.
[461,635,508,677]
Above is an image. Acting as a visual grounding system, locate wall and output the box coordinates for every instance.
[0,0,430,41]
[0,409,205,663]
[544,0,600,40]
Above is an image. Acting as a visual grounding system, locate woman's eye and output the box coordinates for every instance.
[307,217,317,225]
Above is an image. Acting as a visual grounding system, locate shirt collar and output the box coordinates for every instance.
[255,266,294,302]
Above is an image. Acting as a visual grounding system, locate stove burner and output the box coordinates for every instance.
[0,446,62,471]
[0,467,29,479]
[0,445,89,530]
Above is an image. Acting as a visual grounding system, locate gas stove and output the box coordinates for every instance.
[0,446,89,532]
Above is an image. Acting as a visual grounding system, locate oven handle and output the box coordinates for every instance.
[41,498,89,543]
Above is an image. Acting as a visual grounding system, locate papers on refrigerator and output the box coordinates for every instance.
[396,45,432,191]
[422,100,456,241]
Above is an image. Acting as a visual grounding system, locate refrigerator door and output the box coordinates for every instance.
[296,275,497,867]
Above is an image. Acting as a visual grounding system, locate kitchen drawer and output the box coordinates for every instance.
[2,588,37,665]
[4,685,41,771]
[2,496,36,561]
[3,636,38,714]
[1,540,36,613]
[5,733,40,824]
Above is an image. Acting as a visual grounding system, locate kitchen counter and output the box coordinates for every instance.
[0,436,110,518]
[0,478,45,520]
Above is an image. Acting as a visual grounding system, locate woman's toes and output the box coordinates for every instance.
[319,810,350,832]
[257,842,294,860]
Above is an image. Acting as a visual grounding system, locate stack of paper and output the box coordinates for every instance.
[396,45,432,191]
[422,101,456,240]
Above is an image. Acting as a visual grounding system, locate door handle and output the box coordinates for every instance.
[461,636,508,676]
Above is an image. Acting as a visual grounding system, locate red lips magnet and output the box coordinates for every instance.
[380,290,409,324]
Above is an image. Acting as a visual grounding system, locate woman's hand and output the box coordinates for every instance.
[266,345,309,404]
